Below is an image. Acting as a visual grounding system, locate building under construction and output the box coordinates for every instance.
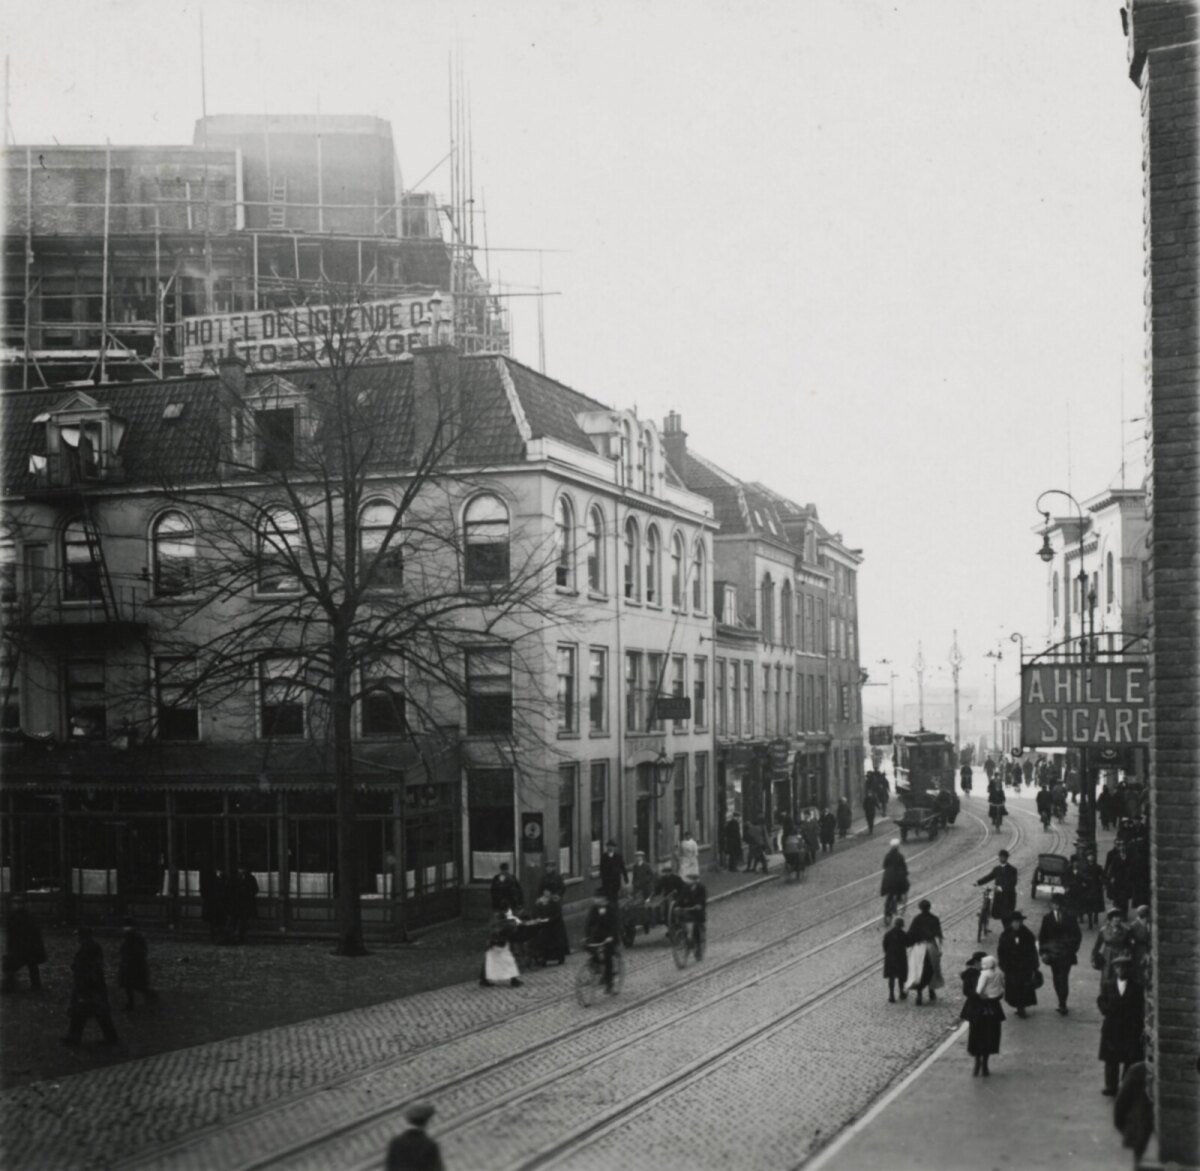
[1,113,508,389]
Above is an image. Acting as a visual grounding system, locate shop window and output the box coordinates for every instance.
[589,762,607,870]
[468,767,515,881]
[466,648,512,734]
[464,494,510,585]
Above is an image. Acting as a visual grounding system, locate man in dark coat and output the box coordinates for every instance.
[835,798,852,839]
[117,917,158,1009]
[1038,893,1082,1014]
[882,916,909,1002]
[880,839,909,909]
[228,868,259,944]
[537,859,566,900]
[1097,786,1116,832]
[200,867,227,943]
[1098,955,1145,1096]
[489,862,523,912]
[2,895,47,993]
[722,816,742,871]
[386,1101,444,1171]
[1104,840,1134,917]
[996,910,1041,1018]
[1035,785,1053,829]
[61,927,118,1046]
[862,790,877,835]
[975,849,1019,924]
[818,807,836,853]
[598,840,627,901]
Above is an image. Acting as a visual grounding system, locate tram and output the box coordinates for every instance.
[893,730,960,840]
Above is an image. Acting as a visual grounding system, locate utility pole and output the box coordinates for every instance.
[984,646,1003,758]
[949,631,963,757]
[914,643,926,731]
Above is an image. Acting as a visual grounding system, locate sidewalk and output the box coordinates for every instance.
[810,805,1132,1171]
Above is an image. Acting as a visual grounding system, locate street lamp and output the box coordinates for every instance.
[877,659,897,727]
[651,747,675,865]
[984,646,1002,759]
[1035,489,1097,853]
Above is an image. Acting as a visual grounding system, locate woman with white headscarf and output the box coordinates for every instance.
[962,953,1006,1077]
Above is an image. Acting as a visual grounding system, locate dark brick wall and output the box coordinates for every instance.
[1127,2,1200,1165]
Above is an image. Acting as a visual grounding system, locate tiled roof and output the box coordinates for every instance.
[502,358,610,453]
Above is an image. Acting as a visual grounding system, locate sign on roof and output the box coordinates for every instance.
[1020,662,1150,747]
[181,294,453,373]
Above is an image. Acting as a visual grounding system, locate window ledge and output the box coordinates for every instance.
[556,730,581,740]
[555,585,578,597]
[587,590,609,603]
[588,729,609,739]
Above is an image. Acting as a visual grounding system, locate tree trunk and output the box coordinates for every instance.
[333,665,367,957]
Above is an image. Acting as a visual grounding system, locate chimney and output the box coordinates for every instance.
[218,344,247,399]
[412,344,462,459]
[662,410,687,476]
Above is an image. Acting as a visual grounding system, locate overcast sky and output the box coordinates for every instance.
[2,1,1146,731]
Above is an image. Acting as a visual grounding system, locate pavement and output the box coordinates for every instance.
[809,798,1136,1171]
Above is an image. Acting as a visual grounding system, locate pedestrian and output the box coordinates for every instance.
[1092,909,1133,990]
[61,927,119,1046]
[537,859,566,900]
[1097,786,1116,832]
[962,953,1006,1077]
[862,789,877,835]
[745,820,768,873]
[836,797,851,840]
[1099,954,1145,1096]
[2,895,46,993]
[818,807,836,854]
[228,868,259,944]
[489,861,523,912]
[1104,840,1134,918]
[1079,847,1107,928]
[1127,905,1151,987]
[905,898,944,1005]
[996,910,1041,1018]
[1113,1062,1155,1165]
[117,917,158,1010]
[386,1101,444,1171]
[880,838,909,918]
[629,850,655,903]
[676,829,701,881]
[200,866,227,943]
[583,888,618,993]
[1037,893,1082,1014]
[479,902,522,988]
[599,839,628,901]
[722,815,743,872]
[799,813,820,868]
[882,916,909,1003]
[1036,785,1053,830]
[975,849,1019,925]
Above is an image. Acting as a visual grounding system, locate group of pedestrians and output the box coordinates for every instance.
[199,866,260,945]
[723,797,862,878]
[881,896,944,1006]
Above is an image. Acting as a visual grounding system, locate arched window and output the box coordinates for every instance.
[1106,552,1115,607]
[62,517,102,601]
[780,579,793,645]
[586,506,604,593]
[622,420,635,488]
[670,533,685,608]
[760,573,775,642]
[555,495,574,588]
[692,540,707,613]
[464,494,510,584]
[359,500,403,588]
[258,508,302,594]
[643,428,656,493]
[637,432,649,493]
[623,517,640,600]
[645,525,660,604]
[152,511,195,597]
[1052,572,1059,620]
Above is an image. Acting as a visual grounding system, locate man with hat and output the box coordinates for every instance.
[489,861,523,913]
[386,1101,443,1171]
[117,916,158,1010]
[996,909,1041,1018]
[598,839,627,902]
[1098,953,1145,1096]
[975,849,1019,925]
[583,887,618,994]
[61,927,119,1046]
[1104,838,1134,917]
[630,849,655,904]
[1038,892,1082,1014]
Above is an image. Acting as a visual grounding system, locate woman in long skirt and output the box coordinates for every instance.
[961,954,1006,1077]
[480,907,522,988]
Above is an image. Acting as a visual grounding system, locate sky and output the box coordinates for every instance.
[1,1,1147,734]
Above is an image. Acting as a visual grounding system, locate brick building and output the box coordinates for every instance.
[1123,2,1200,1164]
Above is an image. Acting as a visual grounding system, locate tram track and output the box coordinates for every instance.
[228,806,1022,1171]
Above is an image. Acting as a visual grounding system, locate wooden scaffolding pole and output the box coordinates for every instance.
[99,140,111,384]
[23,146,32,390]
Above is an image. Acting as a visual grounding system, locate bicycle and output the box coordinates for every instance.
[574,940,623,1006]
[883,891,907,929]
[977,886,993,942]
[669,904,705,968]
[989,802,1006,830]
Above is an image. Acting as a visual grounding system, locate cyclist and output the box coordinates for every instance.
[582,888,617,994]
[960,763,974,796]
[1036,785,1053,830]
[880,838,909,924]
[987,779,1007,829]
[975,849,1019,924]
[677,873,708,960]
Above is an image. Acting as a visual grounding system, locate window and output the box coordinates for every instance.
[648,653,664,731]
[557,645,577,733]
[464,494,510,584]
[673,755,687,843]
[468,768,514,881]
[558,764,577,875]
[65,658,106,739]
[775,664,783,733]
[761,574,775,642]
[715,659,726,736]
[1,653,20,732]
[731,660,742,736]
[151,511,196,597]
[763,666,771,736]
[155,656,199,741]
[0,541,15,605]
[671,655,687,731]
[722,583,738,625]
[805,595,815,651]
[359,500,403,588]
[62,517,102,601]
[781,580,793,646]
[255,408,295,472]
[1106,552,1115,607]
[848,622,857,663]
[785,668,793,734]
[693,657,708,730]
[694,753,708,842]
[670,533,685,608]
[588,648,607,733]
[798,674,806,731]
[361,656,406,736]
[1141,559,1150,601]
[555,496,574,588]
[692,541,706,612]
[466,648,513,734]
[645,525,660,604]
[257,508,302,594]
[624,518,640,600]
[260,657,305,738]
[587,506,604,593]
[589,762,607,870]
[24,544,49,603]
[625,651,643,731]
[744,660,754,736]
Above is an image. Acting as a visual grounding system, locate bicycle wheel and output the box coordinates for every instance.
[670,910,690,969]
[977,910,987,942]
[575,957,604,1007]
[610,949,625,995]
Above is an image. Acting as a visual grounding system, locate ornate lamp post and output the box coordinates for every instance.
[651,747,675,865]
[1036,489,1097,852]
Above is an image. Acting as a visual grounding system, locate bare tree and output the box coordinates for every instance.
[146,284,571,955]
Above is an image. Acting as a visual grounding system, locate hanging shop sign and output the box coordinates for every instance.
[1020,662,1150,747]
[868,725,894,746]
[181,293,453,373]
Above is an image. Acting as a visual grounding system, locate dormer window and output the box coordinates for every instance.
[34,392,128,488]
[228,377,309,473]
